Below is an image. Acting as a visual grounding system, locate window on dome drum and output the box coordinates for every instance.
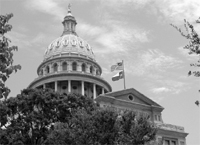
[40,69,43,76]
[82,63,86,72]
[72,62,77,71]
[46,66,50,74]
[62,62,67,71]
[53,63,58,72]
[90,66,93,74]
[96,69,100,75]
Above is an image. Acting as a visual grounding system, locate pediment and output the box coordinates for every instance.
[103,88,162,108]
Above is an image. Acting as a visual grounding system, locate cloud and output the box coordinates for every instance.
[154,0,200,24]
[94,23,149,54]
[76,19,149,55]
[126,49,182,76]
[24,0,66,20]
[149,79,186,95]
[151,87,170,94]
[77,22,105,37]
[99,0,200,25]
[6,31,49,56]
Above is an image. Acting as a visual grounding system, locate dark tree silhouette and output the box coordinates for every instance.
[0,89,97,145]
[0,88,157,145]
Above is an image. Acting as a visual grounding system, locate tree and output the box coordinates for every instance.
[0,13,21,99]
[117,111,157,145]
[0,88,97,145]
[44,109,120,145]
[44,109,157,145]
[0,88,157,145]
[171,18,200,106]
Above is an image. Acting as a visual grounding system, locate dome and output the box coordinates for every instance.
[43,4,95,61]
[44,34,95,60]
[28,4,112,100]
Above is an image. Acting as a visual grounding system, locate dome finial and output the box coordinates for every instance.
[68,3,71,14]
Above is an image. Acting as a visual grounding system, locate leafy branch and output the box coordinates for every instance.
[0,13,21,99]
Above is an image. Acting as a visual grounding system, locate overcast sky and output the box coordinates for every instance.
[1,0,200,144]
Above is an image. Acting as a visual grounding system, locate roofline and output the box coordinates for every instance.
[105,88,164,109]
[95,95,163,111]
[157,128,188,138]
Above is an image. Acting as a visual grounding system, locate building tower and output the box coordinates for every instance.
[28,5,112,99]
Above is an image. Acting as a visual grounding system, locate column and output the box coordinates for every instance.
[49,64,52,73]
[43,83,46,89]
[68,80,71,93]
[78,63,81,71]
[93,84,96,99]
[93,67,96,75]
[55,81,57,92]
[43,68,46,76]
[68,62,72,71]
[58,61,61,72]
[102,87,104,94]
[81,81,84,96]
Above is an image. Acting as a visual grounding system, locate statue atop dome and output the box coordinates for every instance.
[68,3,71,12]
[67,3,72,16]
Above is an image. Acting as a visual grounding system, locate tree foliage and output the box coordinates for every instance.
[171,18,200,106]
[171,19,200,77]
[44,109,157,145]
[0,89,157,145]
[0,13,21,99]
[0,89,97,145]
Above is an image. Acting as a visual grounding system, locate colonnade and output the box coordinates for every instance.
[40,61,101,77]
[43,80,105,99]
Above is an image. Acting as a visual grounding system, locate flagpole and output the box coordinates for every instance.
[122,60,126,89]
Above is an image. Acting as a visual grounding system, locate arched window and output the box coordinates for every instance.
[40,69,43,76]
[72,62,77,71]
[90,66,93,74]
[96,69,100,75]
[82,63,86,72]
[46,66,50,74]
[62,62,67,71]
[53,63,58,72]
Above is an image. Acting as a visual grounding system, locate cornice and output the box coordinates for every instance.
[28,71,112,91]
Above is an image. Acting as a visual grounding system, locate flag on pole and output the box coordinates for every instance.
[111,62,123,72]
[112,71,124,81]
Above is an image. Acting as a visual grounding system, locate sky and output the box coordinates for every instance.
[1,0,200,144]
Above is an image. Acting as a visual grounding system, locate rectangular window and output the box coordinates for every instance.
[158,138,162,144]
[158,115,161,121]
[171,141,176,145]
[155,115,157,121]
[165,140,170,145]
[163,138,178,145]
[180,141,185,145]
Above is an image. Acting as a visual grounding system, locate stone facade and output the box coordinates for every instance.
[95,88,188,145]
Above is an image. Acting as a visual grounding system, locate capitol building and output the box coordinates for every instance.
[29,7,188,145]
